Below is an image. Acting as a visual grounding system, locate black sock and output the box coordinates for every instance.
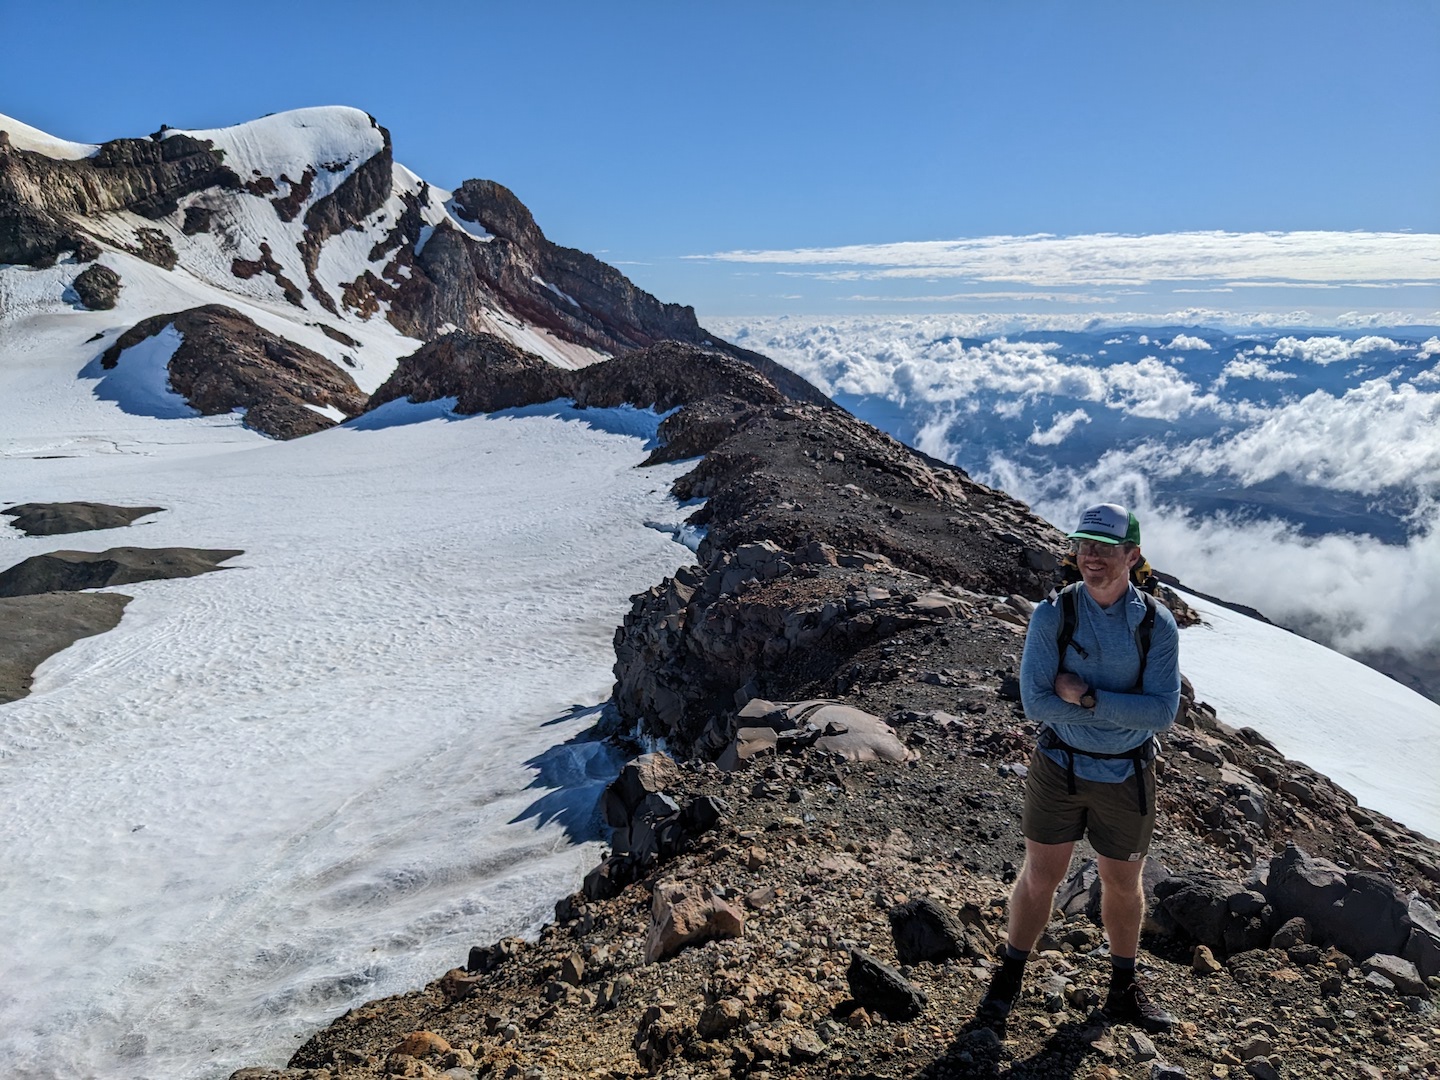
[1110,955,1136,987]
[1003,943,1031,967]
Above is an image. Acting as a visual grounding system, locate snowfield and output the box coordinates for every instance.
[0,313,695,1079]
[1174,590,1440,841]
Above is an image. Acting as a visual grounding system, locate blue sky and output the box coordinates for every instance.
[3,0,1437,319]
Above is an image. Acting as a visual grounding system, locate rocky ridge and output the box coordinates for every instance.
[238,338,1440,1080]
[0,124,240,267]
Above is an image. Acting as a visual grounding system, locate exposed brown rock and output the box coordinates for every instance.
[271,166,316,222]
[230,242,304,308]
[101,305,367,438]
[181,205,212,235]
[2,501,163,536]
[0,128,239,266]
[645,879,745,962]
[0,592,130,704]
[297,116,392,314]
[368,333,800,421]
[0,546,243,598]
[131,225,176,269]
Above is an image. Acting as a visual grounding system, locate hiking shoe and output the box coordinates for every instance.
[1102,978,1175,1033]
[977,961,1024,1022]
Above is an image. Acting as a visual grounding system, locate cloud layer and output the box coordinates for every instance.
[692,230,1440,288]
[714,316,1440,668]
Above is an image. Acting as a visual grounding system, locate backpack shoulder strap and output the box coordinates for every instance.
[1132,591,1159,690]
[1054,582,1087,663]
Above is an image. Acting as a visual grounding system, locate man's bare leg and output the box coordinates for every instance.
[1095,853,1145,959]
[1007,839,1078,951]
[979,839,1076,1020]
[1095,852,1174,1032]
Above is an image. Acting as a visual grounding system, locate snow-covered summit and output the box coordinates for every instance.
[165,105,386,199]
[0,111,98,158]
[0,103,766,412]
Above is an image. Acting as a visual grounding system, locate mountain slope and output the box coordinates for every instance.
[0,106,826,438]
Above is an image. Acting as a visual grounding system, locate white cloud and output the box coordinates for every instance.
[979,458,1440,663]
[1165,333,1212,350]
[1414,367,1440,387]
[689,230,1440,289]
[1218,357,1296,383]
[1028,408,1092,446]
[1143,505,1440,660]
[717,319,1224,422]
[1258,334,1409,365]
[1102,356,1223,420]
[1176,379,1440,491]
[1417,336,1440,361]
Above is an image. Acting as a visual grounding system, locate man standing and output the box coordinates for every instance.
[979,503,1180,1031]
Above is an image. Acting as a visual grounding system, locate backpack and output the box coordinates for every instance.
[1040,580,1161,814]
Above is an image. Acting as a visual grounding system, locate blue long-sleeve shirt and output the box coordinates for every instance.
[1020,583,1181,783]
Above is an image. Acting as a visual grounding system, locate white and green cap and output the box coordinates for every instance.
[1069,502,1141,546]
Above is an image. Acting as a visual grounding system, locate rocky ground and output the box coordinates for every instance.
[0,504,240,702]
[231,340,1439,1080]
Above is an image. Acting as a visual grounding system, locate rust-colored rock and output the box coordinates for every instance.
[393,1030,449,1058]
[644,880,744,963]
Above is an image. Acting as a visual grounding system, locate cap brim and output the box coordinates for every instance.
[1068,530,1124,544]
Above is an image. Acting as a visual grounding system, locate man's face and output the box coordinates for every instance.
[1073,539,1138,592]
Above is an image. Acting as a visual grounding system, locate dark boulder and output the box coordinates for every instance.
[889,896,993,965]
[72,263,121,309]
[846,950,927,1020]
[181,206,212,234]
[1265,845,1413,962]
[1406,896,1440,979]
[1153,872,1273,956]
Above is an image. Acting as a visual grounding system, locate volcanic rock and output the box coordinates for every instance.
[845,950,927,1020]
[101,305,366,438]
[0,546,242,597]
[0,592,130,703]
[645,879,744,963]
[72,262,121,309]
[2,501,164,536]
[0,126,240,266]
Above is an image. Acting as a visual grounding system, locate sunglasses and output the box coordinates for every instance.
[1070,539,1128,559]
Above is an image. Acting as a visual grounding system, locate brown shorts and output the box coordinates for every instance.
[1021,748,1157,861]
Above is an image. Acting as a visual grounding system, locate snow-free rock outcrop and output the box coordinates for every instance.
[0,547,242,598]
[2,502,163,537]
[0,122,239,266]
[100,305,367,439]
[0,593,131,704]
[368,333,802,432]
